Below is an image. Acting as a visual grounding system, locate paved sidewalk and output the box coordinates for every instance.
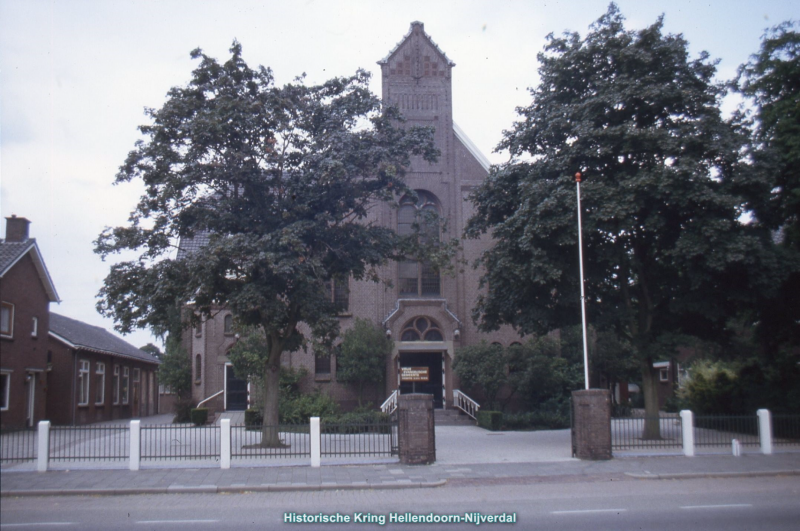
[2,453,799,497]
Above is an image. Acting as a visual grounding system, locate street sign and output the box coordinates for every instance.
[401,367,430,382]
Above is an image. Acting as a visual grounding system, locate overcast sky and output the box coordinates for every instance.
[1,0,797,350]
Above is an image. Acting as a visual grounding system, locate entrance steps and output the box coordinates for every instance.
[435,408,475,426]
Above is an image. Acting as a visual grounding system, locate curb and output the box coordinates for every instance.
[625,470,800,480]
[0,480,447,498]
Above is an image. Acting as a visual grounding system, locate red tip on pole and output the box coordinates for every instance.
[575,172,582,183]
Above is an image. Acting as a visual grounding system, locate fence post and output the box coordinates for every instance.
[757,409,773,455]
[310,417,321,468]
[220,418,231,469]
[680,410,695,457]
[129,420,141,471]
[36,420,50,472]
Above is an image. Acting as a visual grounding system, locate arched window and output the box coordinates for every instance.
[398,191,441,297]
[224,314,233,335]
[400,317,444,342]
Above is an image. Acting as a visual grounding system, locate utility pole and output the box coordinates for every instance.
[575,172,590,390]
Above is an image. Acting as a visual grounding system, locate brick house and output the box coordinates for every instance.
[0,216,60,429]
[181,22,521,415]
[47,312,160,425]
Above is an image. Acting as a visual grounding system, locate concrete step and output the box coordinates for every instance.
[435,408,475,426]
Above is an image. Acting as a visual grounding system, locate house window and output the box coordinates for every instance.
[0,302,14,338]
[95,363,105,405]
[122,367,130,404]
[224,314,234,335]
[195,355,202,383]
[195,322,202,337]
[0,372,10,411]
[397,191,441,297]
[113,365,120,404]
[399,317,444,342]
[31,317,38,338]
[78,360,90,406]
[133,368,140,383]
[315,353,331,376]
[324,278,350,313]
[659,368,669,382]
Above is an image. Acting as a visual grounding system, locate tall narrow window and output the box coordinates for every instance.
[224,314,233,335]
[31,317,38,338]
[0,372,10,411]
[95,363,105,405]
[315,353,331,376]
[78,360,90,406]
[324,278,350,313]
[195,355,202,383]
[113,365,120,404]
[0,302,14,338]
[397,191,441,297]
[122,367,130,404]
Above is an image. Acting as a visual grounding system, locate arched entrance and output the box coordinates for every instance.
[397,317,446,408]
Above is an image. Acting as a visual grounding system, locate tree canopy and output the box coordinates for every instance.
[336,318,392,406]
[466,5,785,435]
[95,42,437,445]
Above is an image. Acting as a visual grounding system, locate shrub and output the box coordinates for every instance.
[279,390,340,425]
[477,410,503,431]
[173,400,194,423]
[244,408,263,427]
[190,408,209,426]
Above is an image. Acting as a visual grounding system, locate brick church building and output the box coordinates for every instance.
[183,22,519,414]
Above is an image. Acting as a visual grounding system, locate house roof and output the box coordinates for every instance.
[0,238,60,302]
[49,312,160,365]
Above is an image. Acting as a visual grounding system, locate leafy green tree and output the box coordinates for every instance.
[736,22,800,353]
[95,42,437,446]
[454,342,509,411]
[139,343,162,360]
[737,21,800,249]
[336,318,392,406]
[158,331,193,422]
[466,5,782,438]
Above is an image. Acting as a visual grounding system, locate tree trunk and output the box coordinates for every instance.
[259,352,285,448]
[640,358,662,440]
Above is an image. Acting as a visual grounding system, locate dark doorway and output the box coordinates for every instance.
[399,352,443,408]
[226,366,248,411]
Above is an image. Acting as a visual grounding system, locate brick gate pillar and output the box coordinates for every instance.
[571,389,612,460]
[397,394,435,465]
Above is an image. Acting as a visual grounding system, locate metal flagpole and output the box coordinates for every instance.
[575,172,590,390]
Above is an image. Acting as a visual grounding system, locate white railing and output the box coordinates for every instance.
[380,389,399,415]
[453,389,480,420]
[197,390,223,408]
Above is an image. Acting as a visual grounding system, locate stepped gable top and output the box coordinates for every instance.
[0,238,60,302]
[49,312,160,365]
[378,21,456,67]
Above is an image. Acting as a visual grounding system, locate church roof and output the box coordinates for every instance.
[378,21,455,67]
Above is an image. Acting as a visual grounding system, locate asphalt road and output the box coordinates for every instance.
[2,475,799,530]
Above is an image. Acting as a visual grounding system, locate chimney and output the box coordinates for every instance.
[4,215,31,242]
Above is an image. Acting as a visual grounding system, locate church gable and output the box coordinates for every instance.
[378,21,455,79]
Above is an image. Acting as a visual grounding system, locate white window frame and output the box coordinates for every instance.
[659,368,669,382]
[122,367,130,405]
[133,368,140,383]
[0,371,10,411]
[95,362,105,405]
[31,316,38,338]
[113,365,120,405]
[78,360,90,406]
[0,302,14,338]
